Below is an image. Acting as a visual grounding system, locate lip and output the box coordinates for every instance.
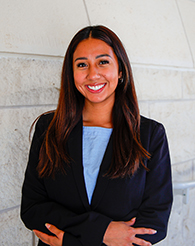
[85,83,106,93]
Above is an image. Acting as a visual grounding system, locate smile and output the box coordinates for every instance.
[87,83,106,91]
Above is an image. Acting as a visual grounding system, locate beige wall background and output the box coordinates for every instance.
[0,0,195,245]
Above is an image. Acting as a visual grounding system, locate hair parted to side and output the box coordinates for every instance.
[36,25,150,179]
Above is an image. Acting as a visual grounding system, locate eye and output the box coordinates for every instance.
[99,60,109,65]
[77,63,87,68]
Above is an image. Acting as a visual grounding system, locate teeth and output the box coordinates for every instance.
[88,84,105,91]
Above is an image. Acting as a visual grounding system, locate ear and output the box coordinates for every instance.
[118,71,122,79]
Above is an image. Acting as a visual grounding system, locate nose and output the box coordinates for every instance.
[87,65,100,80]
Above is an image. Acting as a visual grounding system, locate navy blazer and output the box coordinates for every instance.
[21,113,173,246]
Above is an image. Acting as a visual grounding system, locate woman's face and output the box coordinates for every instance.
[73,38,121,106]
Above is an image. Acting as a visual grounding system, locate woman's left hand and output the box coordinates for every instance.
[33,224,64,246]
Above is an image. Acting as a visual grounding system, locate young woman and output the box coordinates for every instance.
[21,25,173,246]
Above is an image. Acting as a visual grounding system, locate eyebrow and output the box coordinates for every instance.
[96,54,111,59]
[74,54,111,62]
[74,57,87,62]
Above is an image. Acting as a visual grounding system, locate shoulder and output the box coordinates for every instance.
[140,115,167,150]
[28,112,55,157]
[32,111,55,140]
[140,115,164,129]
[36,111,55,129]
[140,115,165,135]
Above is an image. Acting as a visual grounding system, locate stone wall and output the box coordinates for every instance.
[0,0,194,245]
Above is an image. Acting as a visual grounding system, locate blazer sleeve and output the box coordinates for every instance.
[20,115,112,246]
[133,121,173,245]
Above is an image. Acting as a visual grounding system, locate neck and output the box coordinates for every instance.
[82,100,114,128]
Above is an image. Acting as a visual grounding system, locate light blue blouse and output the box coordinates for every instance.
[82,126,112,204]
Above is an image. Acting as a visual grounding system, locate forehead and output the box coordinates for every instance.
[73,38,116,59]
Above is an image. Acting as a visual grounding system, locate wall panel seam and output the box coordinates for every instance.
[0,104,57,110]
[172,158,195,166]
[1,51,195,71]
[139,98,195,103]
[82,0,91,25]
[175,0,195,67]
[0,204,20,214]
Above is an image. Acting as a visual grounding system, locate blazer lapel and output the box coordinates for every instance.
[90,133,113,209]
[67,118,91,211]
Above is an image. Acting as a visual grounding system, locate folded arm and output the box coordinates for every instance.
[132,122,173,245]
[21,115,112,246]
[21,116,172,246]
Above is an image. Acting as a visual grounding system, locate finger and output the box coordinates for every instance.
[45,223,64,241]
[45,224,62,237]
[125,217,136,226]
[133,237,152,246]
[33,230,52,245]
[135,227,157,235]
[34,228,64,246]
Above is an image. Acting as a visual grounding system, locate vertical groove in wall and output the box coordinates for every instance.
[175,0,195,67]
[32,232,35,246]
[181,68,184,99]
[83,0,92,25]
[192,159,195,180]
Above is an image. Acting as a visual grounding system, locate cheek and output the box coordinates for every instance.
[105,71,119,86]
[73,72,83,87]
[104,65,119,80]
[73,73,87,96]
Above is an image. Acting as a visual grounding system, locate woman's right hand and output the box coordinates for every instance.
[33,224,64,246]
[103,218,156,246]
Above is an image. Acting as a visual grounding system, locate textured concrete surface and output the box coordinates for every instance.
[0,207,32,246]
[149,100,195,164]
[177,0,195,66]
[0,0,89,56]
[133,66,182,101]
[172,160,194,183]
[0,106,56,211]
[182,71,195,99]
[0,57,61,106]
[85,0,193,67]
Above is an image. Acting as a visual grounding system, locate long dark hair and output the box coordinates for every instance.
[36,25,149,179]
